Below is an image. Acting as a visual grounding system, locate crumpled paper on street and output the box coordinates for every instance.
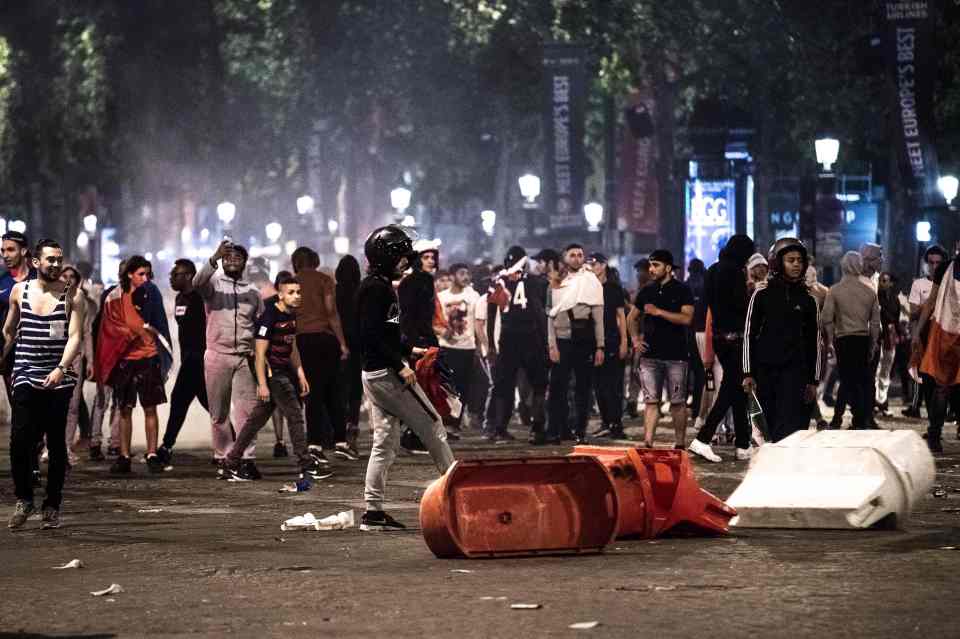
[280,510,355,531]
[91,584,124,597]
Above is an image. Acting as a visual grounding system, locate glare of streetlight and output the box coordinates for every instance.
[583,201,604,231]
[284,240,298,256]
[938,175,958,206]
[217,201,236,225]
[915,221,932,242]
[76,231,89,249]
[334,236,350,255]
[8,219,26,233]
[199,227,210,241]
[518,174,541,202]
[814,137,839,172]
[401,214,416,227]
[180,227,192,245]
[327,219,339,234]
[480,209,496,236]
[0,218,6,234]
[83,214,98,233]
[265,222,283,243]
[296,195,315,215]
[390,186,412,212]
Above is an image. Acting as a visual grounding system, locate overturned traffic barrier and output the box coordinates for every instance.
[572,446,737,538]
[419,448,735,558]
[726,429,935,529]
[420,456,620,558]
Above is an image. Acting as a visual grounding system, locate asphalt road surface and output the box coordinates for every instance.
[1,404,958,638]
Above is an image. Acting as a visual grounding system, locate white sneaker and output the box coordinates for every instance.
[735,447,754,461]
[688,439,722,463]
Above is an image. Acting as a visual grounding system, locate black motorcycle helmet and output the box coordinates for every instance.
[504,245,527,269]
[364,225,416,275]
[767,237,809,279]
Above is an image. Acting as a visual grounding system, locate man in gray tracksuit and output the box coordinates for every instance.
[194,240,265,472]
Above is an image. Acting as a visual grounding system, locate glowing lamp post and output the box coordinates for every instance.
[518,173,541,208]
[265,222,283,244]
[480,209,496,236]
[296,195,315,215]
[938,175,958,207]
[583,201,604,232]
[217,201,236,226]
[815,137,839,173]
[390,186,412,213]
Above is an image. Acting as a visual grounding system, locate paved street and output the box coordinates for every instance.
[1,406,958,638]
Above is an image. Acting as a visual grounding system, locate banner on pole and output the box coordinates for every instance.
[543,44,587,229]
[617,92,659,234]
[882,1,942,207]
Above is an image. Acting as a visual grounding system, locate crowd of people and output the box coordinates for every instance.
[3,224,958,531]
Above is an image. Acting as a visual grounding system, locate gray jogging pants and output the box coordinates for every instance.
[362,368,455,511]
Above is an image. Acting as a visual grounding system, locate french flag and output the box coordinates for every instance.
[920,260,960,386]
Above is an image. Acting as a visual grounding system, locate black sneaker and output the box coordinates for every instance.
[155,445,173,469]
[40,507,60,530]
[591,424,614,438]
[106,446,121,458]
[480,432,496,441]
[240,460,262,480]
[110,456,132,474]
[925,433,944,453]
[300,457,334,480]
[89,446,105,462]
[333,442,359,461]
[146,454,165,474]
[308,447,330,466]
[400,429,427,452]
[273,442,289,458]
[360,510,406,531]
[445,429,461,441]
[7,500,35,529]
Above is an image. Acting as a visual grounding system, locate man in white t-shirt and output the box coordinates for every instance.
[437,263,480,430]
[904,245,948,418]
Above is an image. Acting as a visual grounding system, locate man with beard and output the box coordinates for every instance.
[547,244,605,444]
[629,250,694,449]
[436,263,480,432]
[357,226,454,530]
[5,239,86,529]
[743,238,821,442]
[156,259,209,469]
[688,234,755,462]
[194,240,265,478]
[0,231,37,397]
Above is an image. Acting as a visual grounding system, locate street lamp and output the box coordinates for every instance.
[334,236,350,255]
[83,214,98,234]
[76,231,89,250]
[518,174,541,204]
[815,137,839,173]
[265,222,283,243]
[391,186,412,213]
[480,209,496,236]
[217,201,236,226]
[938,175,958,207]
[8,219,26,233]
[296,195,315,215]
[327,219,339,234]
[401,214,416,227]
[583,200,604,232]
[915,221,932,242]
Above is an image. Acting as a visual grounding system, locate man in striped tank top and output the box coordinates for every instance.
[3,239,86,530]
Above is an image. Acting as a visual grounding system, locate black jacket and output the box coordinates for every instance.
[743,277,821,384]
[397,270,439,348]
[357,274,412,373]
[705,234,754,335]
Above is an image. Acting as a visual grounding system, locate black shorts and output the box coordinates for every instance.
[109,357,167,409]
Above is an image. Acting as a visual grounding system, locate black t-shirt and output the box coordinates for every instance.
[497,275,548,336]
[634,278,695,361]
[174,290,206,357]
[602,281,625,346]
[255,301,297,374]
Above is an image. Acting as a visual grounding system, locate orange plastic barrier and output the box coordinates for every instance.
[571,446,737,538]
[419,456,619,558]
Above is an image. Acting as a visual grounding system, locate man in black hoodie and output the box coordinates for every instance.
[357,226,455,531]
[688,234,755,463]
[742,238,821,443]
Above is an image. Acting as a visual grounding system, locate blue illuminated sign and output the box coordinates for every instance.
[685,180,736,267]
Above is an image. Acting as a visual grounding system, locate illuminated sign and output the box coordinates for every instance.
[685,180,736,267]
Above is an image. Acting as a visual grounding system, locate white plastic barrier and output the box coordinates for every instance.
[727,430,935,529]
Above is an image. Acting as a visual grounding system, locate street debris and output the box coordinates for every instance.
[138,508,163,513]
[932,486,948,499]
[480,596,507,601]
[450,569,474,573]
[52,559,83,570]
[280,510,355,531]
[940,546,957,551]
[569,622,600,630]
[510,603,541,610]
[91,584,124,597]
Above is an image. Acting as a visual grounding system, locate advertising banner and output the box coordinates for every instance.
[882,1,941,207]
[617,92,659,234]
[543,44,587,229]
[684,180,736,267]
